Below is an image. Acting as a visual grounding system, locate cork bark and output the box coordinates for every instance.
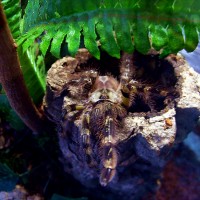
[43,51,200,199]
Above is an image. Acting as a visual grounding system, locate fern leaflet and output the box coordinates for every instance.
[17,0,200,59]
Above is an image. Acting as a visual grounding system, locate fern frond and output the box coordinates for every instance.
[2,1,46,104]
[18,45,46,104]
[2,0,21,39]
[16,0,200,59]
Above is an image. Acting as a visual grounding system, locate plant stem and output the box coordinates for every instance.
[0,4,45,133]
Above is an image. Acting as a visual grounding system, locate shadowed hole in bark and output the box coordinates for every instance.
[43,49,190,199]
[66,50,179,114]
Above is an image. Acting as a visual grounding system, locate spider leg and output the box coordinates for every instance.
[121,79,139,108]
[61,104,85,138]
[99,115,118,186]
[62,104,85,122]
[81,112,94,166]
[128,82,138,108]
[120,52,135,85]
[119,52,137,108]
[142,86,157,112]
[65,104,85,113]
[62,104,94,165]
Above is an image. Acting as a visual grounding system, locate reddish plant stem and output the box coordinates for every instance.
[0,4,45,133]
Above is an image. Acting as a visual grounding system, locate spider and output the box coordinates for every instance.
[59,49,177,186]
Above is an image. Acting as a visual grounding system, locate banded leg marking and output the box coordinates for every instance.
[120,53,135,85]
[120,53,136,108]
[62,104,85,122]
[81,112,93,165]
[65,104,85,113]
[100,116,118,186]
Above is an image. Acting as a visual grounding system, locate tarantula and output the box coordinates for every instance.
[59,49,177,186]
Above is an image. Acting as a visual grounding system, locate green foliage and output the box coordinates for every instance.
[2,0,46,104]
[0,163,19,191]
[17,0,200,59]
[0,88,25,130]
[18,45,46,104]
[1,0,21,39]
[0,0,46,129]
[1,0,200,127]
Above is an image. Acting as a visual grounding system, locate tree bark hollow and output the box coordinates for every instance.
[43,50,200,199]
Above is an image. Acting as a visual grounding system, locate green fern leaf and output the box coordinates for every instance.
[17,45,46,104]
[2,0,21,39]
[40,27,56,56]
[133,12,152,54]
[184,24,199,52]
[149,25,168,51]
[82,15,100,59]
[2,0,46,105]
[112,12,134,53]
[96,11,120,58]
[65,20,82,56]
[18,0,200,59]
[168,25,185,53]
[22,29,44,53]
[50,24,67,58]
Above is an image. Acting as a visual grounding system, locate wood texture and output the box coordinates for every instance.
[0,4,45,133]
